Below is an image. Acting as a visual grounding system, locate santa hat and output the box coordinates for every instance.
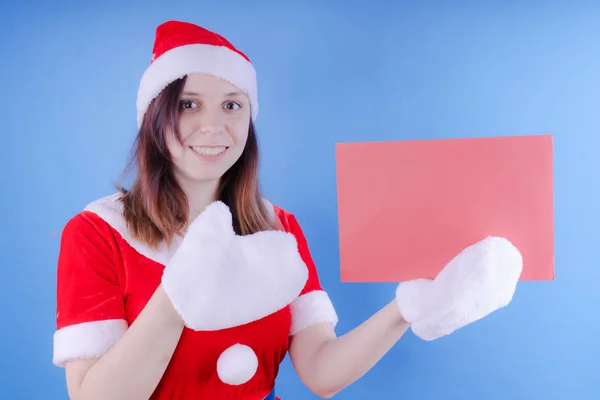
[136,20,258,128]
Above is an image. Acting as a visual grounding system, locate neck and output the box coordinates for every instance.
[181,178,221,224]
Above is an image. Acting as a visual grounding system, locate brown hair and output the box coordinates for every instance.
[116,75,277,248]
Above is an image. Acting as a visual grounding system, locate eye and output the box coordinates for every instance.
[179,100,198,110]
[223,101,242,111]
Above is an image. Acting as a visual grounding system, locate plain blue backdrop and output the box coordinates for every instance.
[2,0,599,399]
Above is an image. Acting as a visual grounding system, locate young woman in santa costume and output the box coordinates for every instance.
[52,20,523,400]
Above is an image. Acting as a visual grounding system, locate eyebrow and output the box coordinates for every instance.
[182,91,243,97]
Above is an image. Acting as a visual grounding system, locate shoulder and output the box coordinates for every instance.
[61,193,124,242]
[56,196,128,286]
[64,192,177,266]
[81,192,127,229]
[262,199,303,235]
[59,192,147,265]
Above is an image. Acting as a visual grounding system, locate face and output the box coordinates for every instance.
[166,73,251,188]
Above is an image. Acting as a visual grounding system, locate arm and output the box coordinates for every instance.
[288,233,523,399]
[279,212,409,398]
[54,213,186,400]
[281,210,522,398]
[55,202,243,399]
[288,300,410,398]
[65,284,184,400]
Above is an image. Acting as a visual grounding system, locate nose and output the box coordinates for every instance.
[199,108,225,135]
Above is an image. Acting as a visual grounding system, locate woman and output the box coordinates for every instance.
[52,20,523,399]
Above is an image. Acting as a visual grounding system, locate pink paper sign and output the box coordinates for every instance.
[335,134,554,283]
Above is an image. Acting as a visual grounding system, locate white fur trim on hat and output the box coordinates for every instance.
[136,43,258,128]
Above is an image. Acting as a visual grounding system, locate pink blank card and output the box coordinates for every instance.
[335,134,554,282]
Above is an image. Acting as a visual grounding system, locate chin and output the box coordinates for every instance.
[194,165,235,182]
[188,173,226,185]
[175,155,239,186]
[174,167,223,187]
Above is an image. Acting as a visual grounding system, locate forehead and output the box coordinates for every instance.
[183,74,245,96]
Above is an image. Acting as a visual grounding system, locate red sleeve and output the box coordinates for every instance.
[53,211,128,367]
[275,208,339,335]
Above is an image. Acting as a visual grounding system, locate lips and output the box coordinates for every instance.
[190,146,228,156]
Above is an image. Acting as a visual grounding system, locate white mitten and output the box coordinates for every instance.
[395,236,523,341]
[161,201,308,331]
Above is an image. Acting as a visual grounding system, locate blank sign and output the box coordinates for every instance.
[335,134,554,283]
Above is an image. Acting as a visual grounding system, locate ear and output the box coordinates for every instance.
[186,201,236,239]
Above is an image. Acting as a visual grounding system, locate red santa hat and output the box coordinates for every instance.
[136,20,258,128]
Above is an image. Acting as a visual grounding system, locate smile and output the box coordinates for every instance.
[190,146,228,157]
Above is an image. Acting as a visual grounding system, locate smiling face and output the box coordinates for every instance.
[166,73,251,189]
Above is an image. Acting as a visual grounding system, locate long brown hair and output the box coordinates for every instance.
[116,75,276,248]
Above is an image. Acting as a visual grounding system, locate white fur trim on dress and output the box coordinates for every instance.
[84,193,278,267]
[53,319,128,367]
[261,198,275,222]
[84,193,181,266]
[136,43,258,127]
[289,290,338,336]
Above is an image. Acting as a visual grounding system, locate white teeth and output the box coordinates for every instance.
[191,146,226,156]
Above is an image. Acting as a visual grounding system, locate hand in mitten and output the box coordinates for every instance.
[161,201,308,331]
[395,236,523,341]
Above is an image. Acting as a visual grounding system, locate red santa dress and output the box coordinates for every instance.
[53,193,339,399]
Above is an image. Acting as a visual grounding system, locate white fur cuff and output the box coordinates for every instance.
[289,290,339,336]
[53,319,128,367]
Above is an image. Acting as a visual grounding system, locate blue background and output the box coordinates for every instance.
[2,0,599,399]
